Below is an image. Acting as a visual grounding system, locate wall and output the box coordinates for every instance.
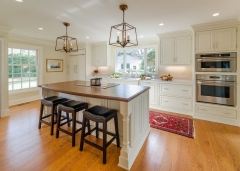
[8,37,67,106]
[96,37,193,78]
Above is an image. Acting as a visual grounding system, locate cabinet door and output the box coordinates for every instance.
[76,55,86,81]
[159,96,192,111]
[195,31,214,53]
[160,38,175,65]
[68,57,77,81]
[175,36,191,64]
[215,28,237,52]
[91,46,107,66]
[141,82,157,105]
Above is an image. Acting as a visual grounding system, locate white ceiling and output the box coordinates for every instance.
[1,0,240,43]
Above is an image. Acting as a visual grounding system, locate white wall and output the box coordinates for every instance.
[96,37,193,78]
[8,38,67,106]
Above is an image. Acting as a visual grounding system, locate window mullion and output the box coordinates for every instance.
[144,48,147,74]
[123,50,126,72]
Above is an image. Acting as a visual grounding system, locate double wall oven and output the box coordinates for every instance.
[195,52,237,106]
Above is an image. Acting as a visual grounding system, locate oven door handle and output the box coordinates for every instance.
[197,81,235,86]
[196,58,235,62]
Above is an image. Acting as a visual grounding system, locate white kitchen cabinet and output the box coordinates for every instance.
[160,36,191,65]
[160,38,174,64]
[140,81,158,105]
[195,28,237,53]
[91,45,108,66]
[159,83,192,98]
[68,50,86,81]
[159,96,192,111]
[175,36,192,64]
[195,30,215,52]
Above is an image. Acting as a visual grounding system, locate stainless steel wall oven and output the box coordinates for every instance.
[196,52,237,72]
[196,74,236,106]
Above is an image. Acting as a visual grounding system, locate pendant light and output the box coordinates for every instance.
[55,22,78,53]
[109,4,138,48]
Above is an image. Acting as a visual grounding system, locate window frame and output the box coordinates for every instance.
[114,44,158,74]
[8,43,43,95]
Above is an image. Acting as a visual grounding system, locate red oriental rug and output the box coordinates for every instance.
[149,111,195,138]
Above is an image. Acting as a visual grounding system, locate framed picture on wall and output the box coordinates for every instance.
[46,59,63,72]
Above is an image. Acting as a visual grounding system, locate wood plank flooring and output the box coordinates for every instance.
[0,101,240,171]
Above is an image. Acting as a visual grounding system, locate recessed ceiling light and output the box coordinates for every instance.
[140,35,143,37]
[15,0,23,2]
[213,13,219,16]
[38,28,43,30]
[86,37,89,38]
[159,23,164,26]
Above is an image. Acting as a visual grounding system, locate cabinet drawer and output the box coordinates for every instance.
[196,105,237,119]
[159,84,192,98]
[159,96,192,111]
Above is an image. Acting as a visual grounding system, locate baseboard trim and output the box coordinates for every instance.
[0,109,10,118]
[9,95,41,106]
[194,113,240,126]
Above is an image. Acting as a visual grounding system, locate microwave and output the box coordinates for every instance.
[195,52,237,72]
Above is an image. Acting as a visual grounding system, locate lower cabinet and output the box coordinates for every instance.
[196,105,237,119]
[159,96,192,111]
[140,81,158,105]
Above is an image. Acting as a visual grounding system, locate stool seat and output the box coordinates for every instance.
[42,96,68,105]
[58,100,88,111]
[84,105,117,119]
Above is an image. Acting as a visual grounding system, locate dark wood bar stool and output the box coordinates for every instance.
[80,105,120,164]
[38,96,69,135]
[56,100,89,147]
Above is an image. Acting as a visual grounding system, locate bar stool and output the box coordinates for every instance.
[80,105,120,164]
[38,96,69,135]
[56,100,89,147]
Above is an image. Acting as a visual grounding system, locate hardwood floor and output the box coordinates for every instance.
[0,101,240,171]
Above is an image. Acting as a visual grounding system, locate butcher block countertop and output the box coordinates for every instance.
[39,80,150,102]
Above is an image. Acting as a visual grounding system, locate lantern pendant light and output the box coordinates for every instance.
[55,22,78,53]
[109,4,138,48]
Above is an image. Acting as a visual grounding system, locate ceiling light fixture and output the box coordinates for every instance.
[15,0,23,2]
[213,13,219,16]
[55,22,78,53]
[109,4,138,48]
[38,28,43,30]
[159,23,164,26]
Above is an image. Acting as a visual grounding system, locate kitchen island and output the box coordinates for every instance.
[39,80,150,170]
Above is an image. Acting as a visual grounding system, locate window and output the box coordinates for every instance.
[8,48,38,91]
[116,47,156,74]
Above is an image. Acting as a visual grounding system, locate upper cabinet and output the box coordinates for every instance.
[196,28,237,53]
[91,42,109,66]
[158,30,192,65]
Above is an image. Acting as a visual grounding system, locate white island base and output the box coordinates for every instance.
[40,88,150,170]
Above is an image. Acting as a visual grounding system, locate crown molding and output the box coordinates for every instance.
[157,29,193,38]
[191,18,240,31]
[0,25,12,32]
[8,34,55,46]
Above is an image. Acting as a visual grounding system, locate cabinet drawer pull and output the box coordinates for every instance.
[182,90,188,92]
[163,88,169,90]
[182,103,188,105]
[200,109,208,111]
[164,100,169,102]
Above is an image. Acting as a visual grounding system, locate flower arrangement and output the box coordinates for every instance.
[94,70,98,73]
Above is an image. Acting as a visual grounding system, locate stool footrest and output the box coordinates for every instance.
[58,128,73,136]
[95,128,116,137]
[39,120,51,126]
[84,139,103,151]
[106,136,117,147]
[41,114,51,119]
[59,120,72,127]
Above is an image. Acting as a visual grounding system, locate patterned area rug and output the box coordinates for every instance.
[149,111,195,138]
